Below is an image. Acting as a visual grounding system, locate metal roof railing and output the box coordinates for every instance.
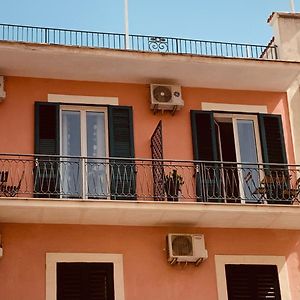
[0,23,278,60]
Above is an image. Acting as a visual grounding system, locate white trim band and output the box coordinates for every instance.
[48,94,119,105]
[201,102,268,113]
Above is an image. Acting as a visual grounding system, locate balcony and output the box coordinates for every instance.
[0,23,278,60]
[0,154,299,204]
[1,154,300,228]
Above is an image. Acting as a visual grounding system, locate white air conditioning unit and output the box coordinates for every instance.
[167,233,208,266]
[150,84,184,113]
[0,76,6,100]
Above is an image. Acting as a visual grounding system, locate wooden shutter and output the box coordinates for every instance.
[190,110,218,161]
[34,102,60,198]
[108,106,136,200]
[34,102,60,155]
[225,264,282,300]
[190,110,220,202]
[258,114,287,164]
[57,262,114,300]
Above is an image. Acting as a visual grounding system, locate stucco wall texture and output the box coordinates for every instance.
[0,76,294,163]
[0,224,299,300]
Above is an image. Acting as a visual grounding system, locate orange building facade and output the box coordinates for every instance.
[1,12,300,300]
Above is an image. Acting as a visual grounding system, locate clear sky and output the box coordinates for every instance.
[0,1,298,45]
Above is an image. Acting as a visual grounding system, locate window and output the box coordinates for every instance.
[57,262,114,300]
[190,111,288,202]
[214,114,262,201]
[215,255,291,300]
[46,253,125,300]
[34,102,135,199]
[225,264,281,299]
[60,106,109,198]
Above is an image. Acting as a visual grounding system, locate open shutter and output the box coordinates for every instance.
[57,262,114,300]
[108,106,136,200]
[258,114,290,203]
[225,264,282,300]
[258,114,287,164]
[34,102,60,198]
[190,110,220,202]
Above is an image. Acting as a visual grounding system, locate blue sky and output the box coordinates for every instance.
[0,1,298,45]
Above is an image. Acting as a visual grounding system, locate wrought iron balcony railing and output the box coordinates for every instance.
[0,154,299,204]
[0,23,278,60]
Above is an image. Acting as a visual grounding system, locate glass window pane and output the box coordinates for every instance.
[86,111,107,198]
[237,119,259,201]
[87,112,106,158]
[237,120,258,164]
[61,111,81,156]
[61,110,81,197]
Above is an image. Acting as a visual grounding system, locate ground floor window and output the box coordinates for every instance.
[225,264,281,299]
[57,262,114,300]
[215,255,291,300]
[46,253,125,300]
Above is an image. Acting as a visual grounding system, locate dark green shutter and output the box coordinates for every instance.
[57,262,114,300]
[258,114,290,203]
[34,102,60,198]
[34,102,60,155]
[190,110,220,202]
[108,106,136,200]
[225,264,282,300]
[258,114,287,164]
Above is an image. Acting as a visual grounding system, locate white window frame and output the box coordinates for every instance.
[214,113,263,202]
[215,255,291,300]
[60,106,109,199]
[46,253,125,300]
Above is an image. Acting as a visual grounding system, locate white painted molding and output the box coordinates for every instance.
[48,94,119,105]
[215,255,291,300]
[46,253,125,300]
[201,102,268,113]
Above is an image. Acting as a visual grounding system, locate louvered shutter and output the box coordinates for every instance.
[258,114,287,165]
[190,110,220,202]
[57,262,114,300]
[34,102,60,198]
[258,114,289,203]
[225,264,282,300]
[108,106,136,200]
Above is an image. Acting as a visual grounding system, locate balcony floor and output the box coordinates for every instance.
[0,197,300,229]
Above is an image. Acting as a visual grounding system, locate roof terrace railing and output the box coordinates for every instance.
[0,23,278,60]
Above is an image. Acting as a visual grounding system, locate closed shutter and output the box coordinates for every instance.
[258,114,287,164]
[190,110,220,201]
[225,264,282,300]
[34,102,60,197]
[57,262,114,300]
[108,106,136,200]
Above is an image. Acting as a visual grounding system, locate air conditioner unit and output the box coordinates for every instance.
[167,233,208,266]
[0,76,6,100]
[150,84,184,113]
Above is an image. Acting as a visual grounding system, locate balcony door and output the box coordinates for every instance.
[215,114,263,202]
[60,106,109,198]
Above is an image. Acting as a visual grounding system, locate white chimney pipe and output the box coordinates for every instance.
[290,0,296,13]
[124,0,130,49]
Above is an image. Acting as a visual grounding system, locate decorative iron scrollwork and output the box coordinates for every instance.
[148,37,168,52]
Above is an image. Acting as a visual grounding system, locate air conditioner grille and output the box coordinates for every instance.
[153,86,172,103]
[171,235,193,256]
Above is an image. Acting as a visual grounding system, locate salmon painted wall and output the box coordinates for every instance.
[0,224,299,300]
[0,76,294,163]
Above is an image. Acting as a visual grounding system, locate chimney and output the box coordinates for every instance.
[268,12,300,61]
